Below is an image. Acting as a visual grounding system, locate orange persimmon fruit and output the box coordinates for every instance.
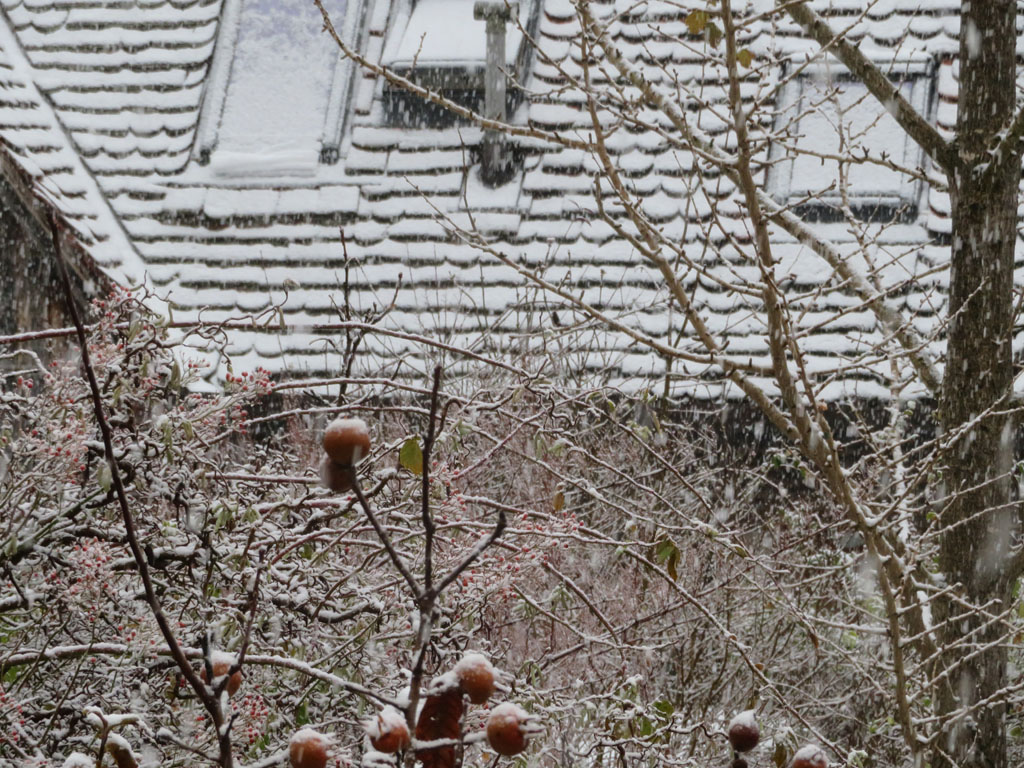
[322,418,370,466]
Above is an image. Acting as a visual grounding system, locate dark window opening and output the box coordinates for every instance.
[383,67,523,128]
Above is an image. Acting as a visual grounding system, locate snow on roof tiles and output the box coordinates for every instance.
[2,0,219,185]
[0,0,1005,393]
[0,8,145,284]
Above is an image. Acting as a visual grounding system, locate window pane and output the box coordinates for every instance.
[216,0,345,164]
[789,78,916,204]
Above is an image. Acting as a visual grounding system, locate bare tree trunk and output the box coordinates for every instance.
[936,3,1020,767]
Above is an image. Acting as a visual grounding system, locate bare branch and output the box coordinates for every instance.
[49,214,235,767]
[578,3,943,395]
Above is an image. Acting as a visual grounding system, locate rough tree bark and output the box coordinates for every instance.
[937,2,1022,768]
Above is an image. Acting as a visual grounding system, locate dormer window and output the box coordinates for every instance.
[194,0,361,172]
[380,0,537,128]
[769,58,933,223]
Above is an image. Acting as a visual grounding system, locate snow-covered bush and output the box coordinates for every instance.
[1,290,935,768]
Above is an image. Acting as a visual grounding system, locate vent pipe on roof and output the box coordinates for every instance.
[474,0,517,186]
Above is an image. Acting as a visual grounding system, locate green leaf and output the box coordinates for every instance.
[685,9,708,35]
[706,21,722,48]
[638,715,653,737]
[655,537,680,582]
[737,48,753,68]
[215,503,233,531]
[400,436,423,475]
[168,360,181,391]
[97,463,112,493]
[533,432,547,459]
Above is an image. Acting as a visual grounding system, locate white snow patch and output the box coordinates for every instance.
[212,150,319,178]
[965,20,981,59]
[385,0,521,68]
[364,705,406,738]
[213,0,344,163]
[61,753,94,768]
[793,744,828,766]
[454,651,494,678]
[728,709,757,731]
[290,727,332,747]
[106,733,135,756]
[426,669,461,694]
[209,650,237,667]
[84,708,142,730]
[488,701,527,726]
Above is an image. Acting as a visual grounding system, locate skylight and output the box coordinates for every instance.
[769,59,933,223]
[196,0,356,175]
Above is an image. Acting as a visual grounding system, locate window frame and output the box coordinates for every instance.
[767,56,935,223]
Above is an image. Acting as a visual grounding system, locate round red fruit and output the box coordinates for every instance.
[455,652,496,704]
[791,745,828,768]
[322,418,370,466]
[727,710,759,753]
[367,709,410,753]
[289,729,330,768]
[487,703,530,756]
[200,655,242,697]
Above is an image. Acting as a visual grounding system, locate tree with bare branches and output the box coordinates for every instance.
[315,1,1024,767]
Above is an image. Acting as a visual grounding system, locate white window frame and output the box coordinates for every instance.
[768,56,934,222]
[193,0,364,166]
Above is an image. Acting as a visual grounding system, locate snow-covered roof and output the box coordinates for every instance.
[0,7,143,282]
[0,0,1011,395]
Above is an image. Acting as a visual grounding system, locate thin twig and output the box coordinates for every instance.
[432,510,507,597]
[350,477,421,597]
[226,552,263,697]
[421,366,443,597]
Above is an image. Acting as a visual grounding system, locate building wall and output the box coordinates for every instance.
[0,177,90,365]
